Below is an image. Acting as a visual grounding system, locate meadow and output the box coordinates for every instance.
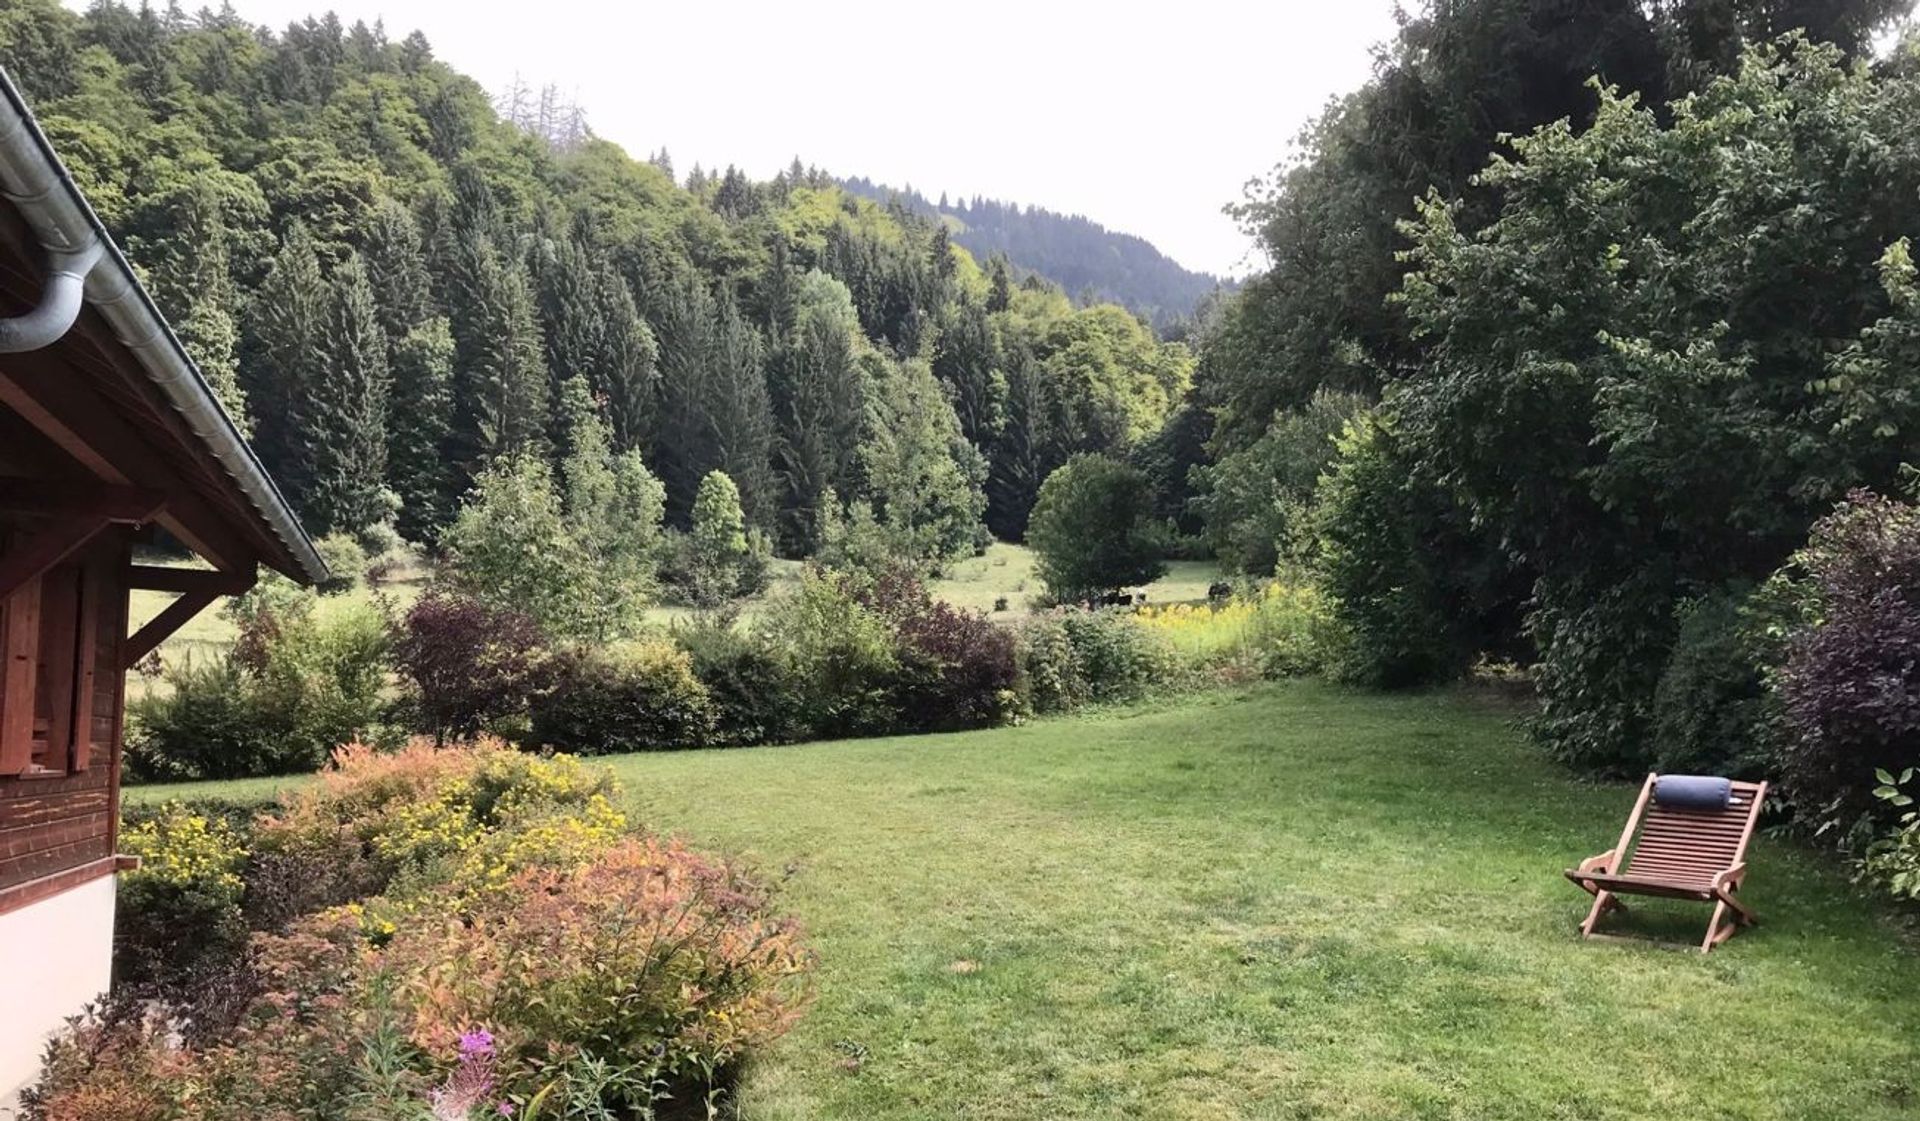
[131,683,1920,1120]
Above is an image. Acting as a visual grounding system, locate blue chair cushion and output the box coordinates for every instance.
[1654,774,1731,810]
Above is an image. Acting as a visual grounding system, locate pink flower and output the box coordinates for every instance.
[459,1029,496,1057]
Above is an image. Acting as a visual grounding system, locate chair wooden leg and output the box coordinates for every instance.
[1580,889,1616,937]
[1717,887,1757,928]
[1700,900,1731,953]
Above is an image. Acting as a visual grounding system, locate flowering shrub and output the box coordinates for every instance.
[1776,491,1920,838]
[395,591,557,741]
[257,738,624,898]
[380,837,814,1114]
[34,764,812,1121]
[530,640,719,753]
[114,806,250,995]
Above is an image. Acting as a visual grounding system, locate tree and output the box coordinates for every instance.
[439,456,594,638]
[289,251,390,535]
[443,227,548,493]
[1027,455,1165,602]
[1193,389,1366,574]
[361,195,433,343]
[772,270,864,552]
[386,317,456,542]
[555,376,666,639]
[1394,40,1920,770]
[386,317,456,541]
[533,234,658,452]
[244,222,328,481]
[857,355,987,572]
[685,470,753,607]
[654,279,775,525]
[986,346,1061,541]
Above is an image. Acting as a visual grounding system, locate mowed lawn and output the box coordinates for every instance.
[131,684,1920,1119]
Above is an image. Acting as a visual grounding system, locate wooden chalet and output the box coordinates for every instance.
[0,66,324,1104]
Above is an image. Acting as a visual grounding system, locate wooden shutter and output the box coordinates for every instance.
[0,574,41,775]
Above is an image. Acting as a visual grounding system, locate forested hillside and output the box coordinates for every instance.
[841,177,1224,331]
[0,0,1194,560]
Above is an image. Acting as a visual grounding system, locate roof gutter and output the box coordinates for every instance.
[0,68,325,584]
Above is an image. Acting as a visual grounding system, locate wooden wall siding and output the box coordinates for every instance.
[0,532,127,898]
[0,768,112,891]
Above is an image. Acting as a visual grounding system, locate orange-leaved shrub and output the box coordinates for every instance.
[383,836,813,1108]
[31,841,812,1119]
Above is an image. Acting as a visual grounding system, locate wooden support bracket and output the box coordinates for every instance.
[120,563,256,670]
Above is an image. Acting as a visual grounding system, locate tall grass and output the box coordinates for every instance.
[1135,581,1342,677]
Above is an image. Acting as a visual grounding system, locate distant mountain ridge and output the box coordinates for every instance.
[840,177,1224,331]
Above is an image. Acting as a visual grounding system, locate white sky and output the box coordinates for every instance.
[140,1,1407,277]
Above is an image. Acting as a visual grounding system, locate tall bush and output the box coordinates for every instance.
[678,619,806,746]
[440,455,600,637]
[530,641,719,753]
[393,591,555,741]
[755,568,898,737]
[1776,490,1920,838]
[1313,416,1480,690]
[1649,585,1787,778]
[856,567,1019,732]
[127,598,389,781]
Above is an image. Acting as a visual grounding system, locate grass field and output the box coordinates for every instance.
[130,684,1920,1120]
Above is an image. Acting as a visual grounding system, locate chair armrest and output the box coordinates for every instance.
[1711,862,1747,889]
[1574,849,1616,876]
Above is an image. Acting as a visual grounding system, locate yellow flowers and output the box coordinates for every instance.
[123,807,247,893]
[1136,582,1340,677]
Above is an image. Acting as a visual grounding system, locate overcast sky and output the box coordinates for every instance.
[144,1,1407,277]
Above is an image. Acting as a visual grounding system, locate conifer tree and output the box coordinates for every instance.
[290,252,390,535]
[932,296,1001,447]
[773,270,864,552]
[444,226,548,493]
[533,235,658,453]
[244,222,328,483]
[135,182,251,434]
[706,289,777,528]
[987,346,1061,541]
[361,196,433,342]
[859,355,987,569]
[388,316,455,542]
[654,278,774,526]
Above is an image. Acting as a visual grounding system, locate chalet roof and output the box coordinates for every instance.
[0,67,324,584]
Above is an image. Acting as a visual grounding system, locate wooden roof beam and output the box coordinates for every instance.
[0,359,255,573]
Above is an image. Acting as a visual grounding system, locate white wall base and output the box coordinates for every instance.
[0,875,115,1118]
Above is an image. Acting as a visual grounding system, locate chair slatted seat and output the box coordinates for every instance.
[1563,773,1768,953]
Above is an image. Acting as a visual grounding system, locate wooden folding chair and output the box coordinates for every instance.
[1564,773,1768,953]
